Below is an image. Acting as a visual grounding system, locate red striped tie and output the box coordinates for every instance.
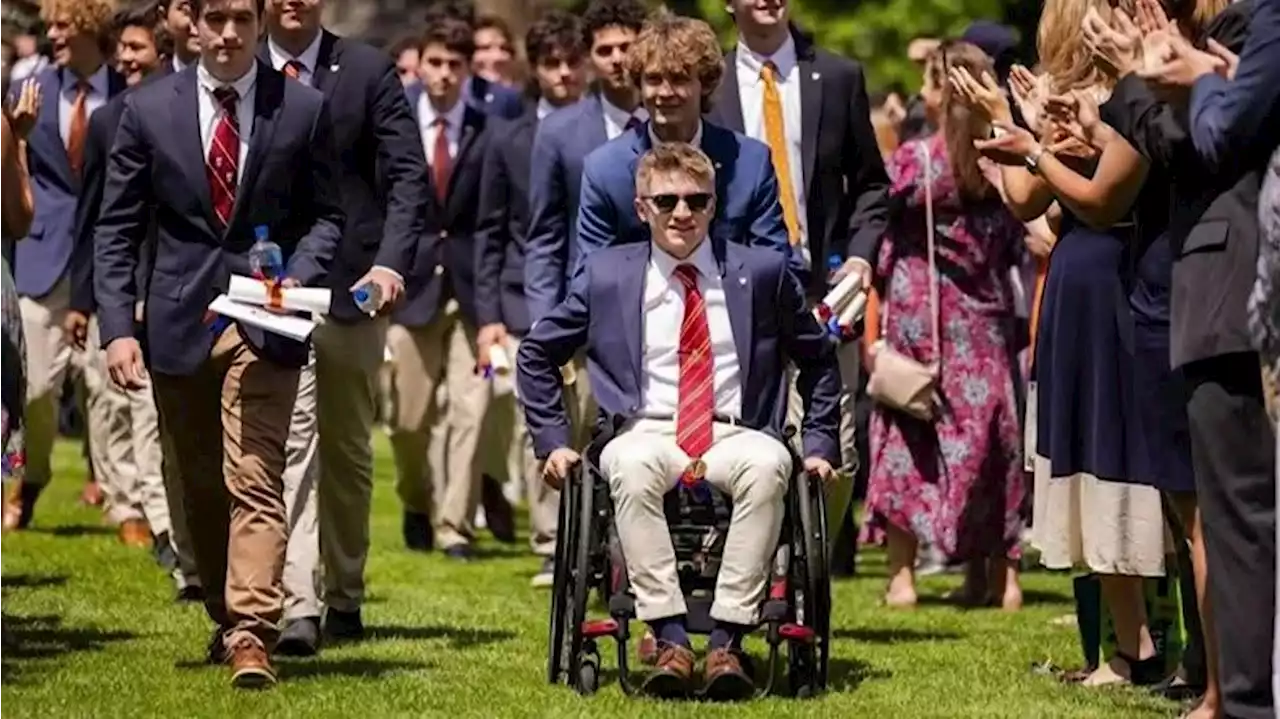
[282,60,304,81]
[674,264,714,486]
[206,87,240,229]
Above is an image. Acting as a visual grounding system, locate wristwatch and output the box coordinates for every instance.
[1025,145,1045,175]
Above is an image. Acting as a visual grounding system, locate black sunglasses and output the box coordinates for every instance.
[644,192,714,213]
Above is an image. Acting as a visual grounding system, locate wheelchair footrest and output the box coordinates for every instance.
[581,619,620,639]
[779,624,815,644]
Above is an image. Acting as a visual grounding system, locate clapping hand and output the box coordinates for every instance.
[1043,89,1112,154]
[973,121,1043,165]
[1082,7,1143,78]
[1007,64,1049,134]
[948,65,1012,125]
[6,79,41,140]
[1138,32,1225,103]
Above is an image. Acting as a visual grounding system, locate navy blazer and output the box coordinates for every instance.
[468,75,523,120]
[9,65,126,299]
[575,121,799,279]
[523,93,611,324]
[395,82,491,328]
[475,105,536,335]
[708,31,890,295]
[516,241,841,466]
[94,62,344,375]
[1188,0,1280,171]
[257,32,431,322]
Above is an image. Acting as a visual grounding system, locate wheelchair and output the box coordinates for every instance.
[546,426,831,698]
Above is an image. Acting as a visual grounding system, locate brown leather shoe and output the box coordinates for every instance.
[639,642,695,699]
[702,647,755,701]
[2,480,39,532]
[227,638,277,689]
[637,629,658,666]
[118,519,153,548]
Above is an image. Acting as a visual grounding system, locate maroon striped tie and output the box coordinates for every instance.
[206,87,240,228]
[674,264,714,486]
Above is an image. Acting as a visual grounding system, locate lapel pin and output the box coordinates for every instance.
[811,71,821,80]
[715,162,723,170]
[485,93,496,103]
[738,276,747,286]
[330,64,340,72]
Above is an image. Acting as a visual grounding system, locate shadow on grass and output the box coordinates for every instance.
[833,626,963,643]
[827,655,892,691]
[364,624,516,649]
[2,573,69,590]
[593,655,890,697]
[282,657,432,681]
[1,613,137,685]
[29,524,114,538]
[910,587,1071,609]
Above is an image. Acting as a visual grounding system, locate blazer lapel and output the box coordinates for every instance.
[35,71,74,187]
[716,49,746,133]
[310,31,340,92]
[443,106,483,216]
[585,93,608,149]
[797,42,822,191]
[616,243,649,392]
[718,249,754,385]
[229,64,282,233]
[172,69,217,230]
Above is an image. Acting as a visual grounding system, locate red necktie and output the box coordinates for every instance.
[282,60,304,81]
[67,80,89,176]
[432,117,451,204]
[674,264,714,486]
[206,87,240,228]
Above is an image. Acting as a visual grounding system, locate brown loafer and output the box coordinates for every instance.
[2,480,39,532]
[639,642,695,699]
[637,630,658,666]
[226,638,277,689]
[118,519,153,548]
[702,647,755,701]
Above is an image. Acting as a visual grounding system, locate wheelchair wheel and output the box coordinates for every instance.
[788,471,831,697]
[546,474,579,685]
[567,467,597,692]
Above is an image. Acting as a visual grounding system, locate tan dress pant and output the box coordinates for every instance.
[387,301,492,549]
[19,279,87,487]
[601,419,791,624]
[152,325,298,650]
[280,316,387,618]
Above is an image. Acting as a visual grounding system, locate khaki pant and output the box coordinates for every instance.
[152,325,298,650]
[387,302,492,549]
[601,419,790,624]
[280,317,386,618]
[19,279,88,487]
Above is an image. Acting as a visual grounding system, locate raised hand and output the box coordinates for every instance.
[1008,64,1048,134]
[1138,33,1225,103]
[1135,0,1173,35]
[948,65,1012,124]
[974,121,1042,164]
[1043,89,1110,152]
[6,79,41,140]
[1082,7,1141,78]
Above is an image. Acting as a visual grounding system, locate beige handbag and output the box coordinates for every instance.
[867,142,940,421]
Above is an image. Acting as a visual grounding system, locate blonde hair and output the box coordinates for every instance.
[1037,0,1132,94]
[626,12,724,104]
[40,0,116,39]
[636,142,716,195]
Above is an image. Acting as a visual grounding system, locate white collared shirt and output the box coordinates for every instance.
[266,31,324,87]
[648,120,704,150]
[640,239,742,420]
[418,92,467,166]
[536,97,557,121]
[736,35,809,264]
[173,55,188,74]
[602,95,647,140]
[196,61,256,183]
[58,65,110,146]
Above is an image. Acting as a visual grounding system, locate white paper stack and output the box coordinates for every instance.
[206,275,335,341]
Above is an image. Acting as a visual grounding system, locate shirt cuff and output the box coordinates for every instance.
[370,265,404,283]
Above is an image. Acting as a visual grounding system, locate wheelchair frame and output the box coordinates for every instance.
[546,431,831,698]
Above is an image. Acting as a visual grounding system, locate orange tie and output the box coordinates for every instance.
[761,61,800,246]
[67,80,89,176]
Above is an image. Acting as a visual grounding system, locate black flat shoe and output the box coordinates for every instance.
[276,616,320,657]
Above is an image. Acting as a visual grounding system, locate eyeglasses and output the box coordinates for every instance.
[644,192,714,213]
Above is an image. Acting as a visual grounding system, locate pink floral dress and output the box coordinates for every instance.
[859,135,1028,561]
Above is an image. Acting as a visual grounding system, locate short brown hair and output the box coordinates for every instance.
[626,13,724,104]
[420,16,475,58]
[636,143,716,195]
[41,0,115,39]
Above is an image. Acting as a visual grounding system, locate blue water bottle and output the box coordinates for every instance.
[249,225,284,282]
[352,281,382,315]
[826,253,843,286]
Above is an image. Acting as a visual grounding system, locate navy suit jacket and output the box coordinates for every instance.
[10,65,126,299]
[394,82,491,328]
[94,62,343,375]
[257,32,431,322]
[708,31,890,295]
[1188,0,1280,170]
[523,93,611,324]
[475,105,537,335]
[516,241,841,466]
[468,75,523,120]
[575,121,799,281]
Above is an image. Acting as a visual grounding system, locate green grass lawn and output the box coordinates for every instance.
[2,437,1178,718]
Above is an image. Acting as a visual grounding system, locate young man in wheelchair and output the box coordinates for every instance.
[517,143,841,699]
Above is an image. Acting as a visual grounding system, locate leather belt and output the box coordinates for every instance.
[637,413,744,427]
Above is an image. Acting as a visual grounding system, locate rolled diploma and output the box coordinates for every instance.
[837,289,868,328]
[488,344,512,376]
[820,271,861,313]
[228,275,333,315]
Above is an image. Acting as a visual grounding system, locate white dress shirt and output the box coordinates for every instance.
[640,240,742,420]
[736,35,809,264]
[536,97,557,121]
[173,55,188,74]
[602,95,648,140]
[418,93,467,166]
[196,62,256,182]
[58,65,110,146]
[266,31,323,87]
[648,121,703,150]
